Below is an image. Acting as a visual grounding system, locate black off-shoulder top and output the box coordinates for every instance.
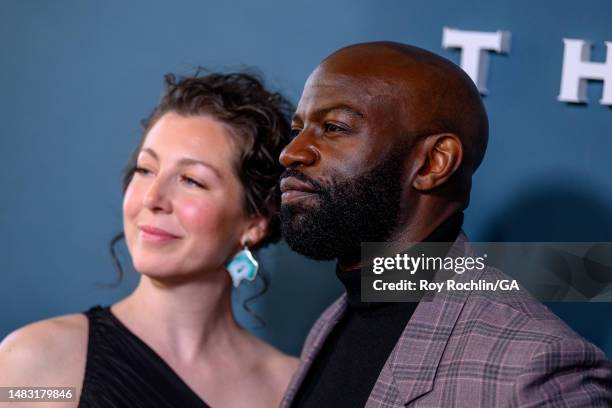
[78,305,210,408]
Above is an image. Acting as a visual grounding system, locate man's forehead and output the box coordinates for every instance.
[296,69,398,113]
[306,66,398,92]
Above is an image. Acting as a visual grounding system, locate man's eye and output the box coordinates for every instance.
[181,175,206,189]
[324,123,346,133]
[290,128,302,138]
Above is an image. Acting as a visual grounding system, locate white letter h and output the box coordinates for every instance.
[559,39,612,105]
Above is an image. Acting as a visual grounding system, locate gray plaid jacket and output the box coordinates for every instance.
[281,233,612,407]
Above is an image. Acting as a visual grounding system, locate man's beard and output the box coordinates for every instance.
[280,154,403,262]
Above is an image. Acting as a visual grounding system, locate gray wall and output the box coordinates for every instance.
[1,0,611,356]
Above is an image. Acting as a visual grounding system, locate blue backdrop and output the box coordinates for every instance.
[1,0,610,357]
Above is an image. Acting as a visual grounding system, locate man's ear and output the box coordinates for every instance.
[412,133,463,191]
[240,215,268,248]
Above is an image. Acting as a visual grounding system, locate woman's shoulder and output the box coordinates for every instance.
[0,313,88,387]
[247,335,300,383]
[265,346,300,379]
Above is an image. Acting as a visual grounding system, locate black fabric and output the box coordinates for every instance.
[78,306,210,408]
[291,212,463,408]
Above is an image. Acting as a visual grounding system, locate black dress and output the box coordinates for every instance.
[78,306,210,408]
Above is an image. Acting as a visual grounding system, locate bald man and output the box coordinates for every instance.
[279,42,611,407]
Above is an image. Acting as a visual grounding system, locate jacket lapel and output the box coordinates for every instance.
[366,232,486,406]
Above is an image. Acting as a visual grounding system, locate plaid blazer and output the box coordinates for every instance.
[281,233,612,407]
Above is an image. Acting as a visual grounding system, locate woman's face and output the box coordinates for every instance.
[123,112,252,281]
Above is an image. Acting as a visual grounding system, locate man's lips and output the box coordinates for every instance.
[280,176,318,203]
[280,176,316,193]
[139,225,181,242]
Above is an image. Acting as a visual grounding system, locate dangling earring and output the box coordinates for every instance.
[225,241,259,287]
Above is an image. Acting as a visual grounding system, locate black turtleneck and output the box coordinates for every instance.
[291,213,464,408]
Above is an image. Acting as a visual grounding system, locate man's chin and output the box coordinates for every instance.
[284,236,339,261]
[280,213,310,235]
[280,216,343,261]
[280,201,320,217]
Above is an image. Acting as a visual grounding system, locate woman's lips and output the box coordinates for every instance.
[139,225,181,243]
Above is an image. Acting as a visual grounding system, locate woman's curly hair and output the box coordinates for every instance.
[109,69,293,285]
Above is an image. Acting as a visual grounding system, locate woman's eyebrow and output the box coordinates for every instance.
[177,157,222,179]
[140,148,222,179]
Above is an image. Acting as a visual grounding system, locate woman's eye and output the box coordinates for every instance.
[181,175,206,189]
[290,128,302,138]
[324,123,346,133]
[134,166,152,176]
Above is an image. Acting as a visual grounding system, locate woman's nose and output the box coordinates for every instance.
[143,177,172,213]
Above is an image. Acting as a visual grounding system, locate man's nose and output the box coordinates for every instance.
[279,130,320,168]
[143,177,172,213]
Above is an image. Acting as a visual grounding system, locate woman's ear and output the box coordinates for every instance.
[412,133,463,191]
[240,215,268,248]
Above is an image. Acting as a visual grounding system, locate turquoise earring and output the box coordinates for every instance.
[225,243,259,287]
